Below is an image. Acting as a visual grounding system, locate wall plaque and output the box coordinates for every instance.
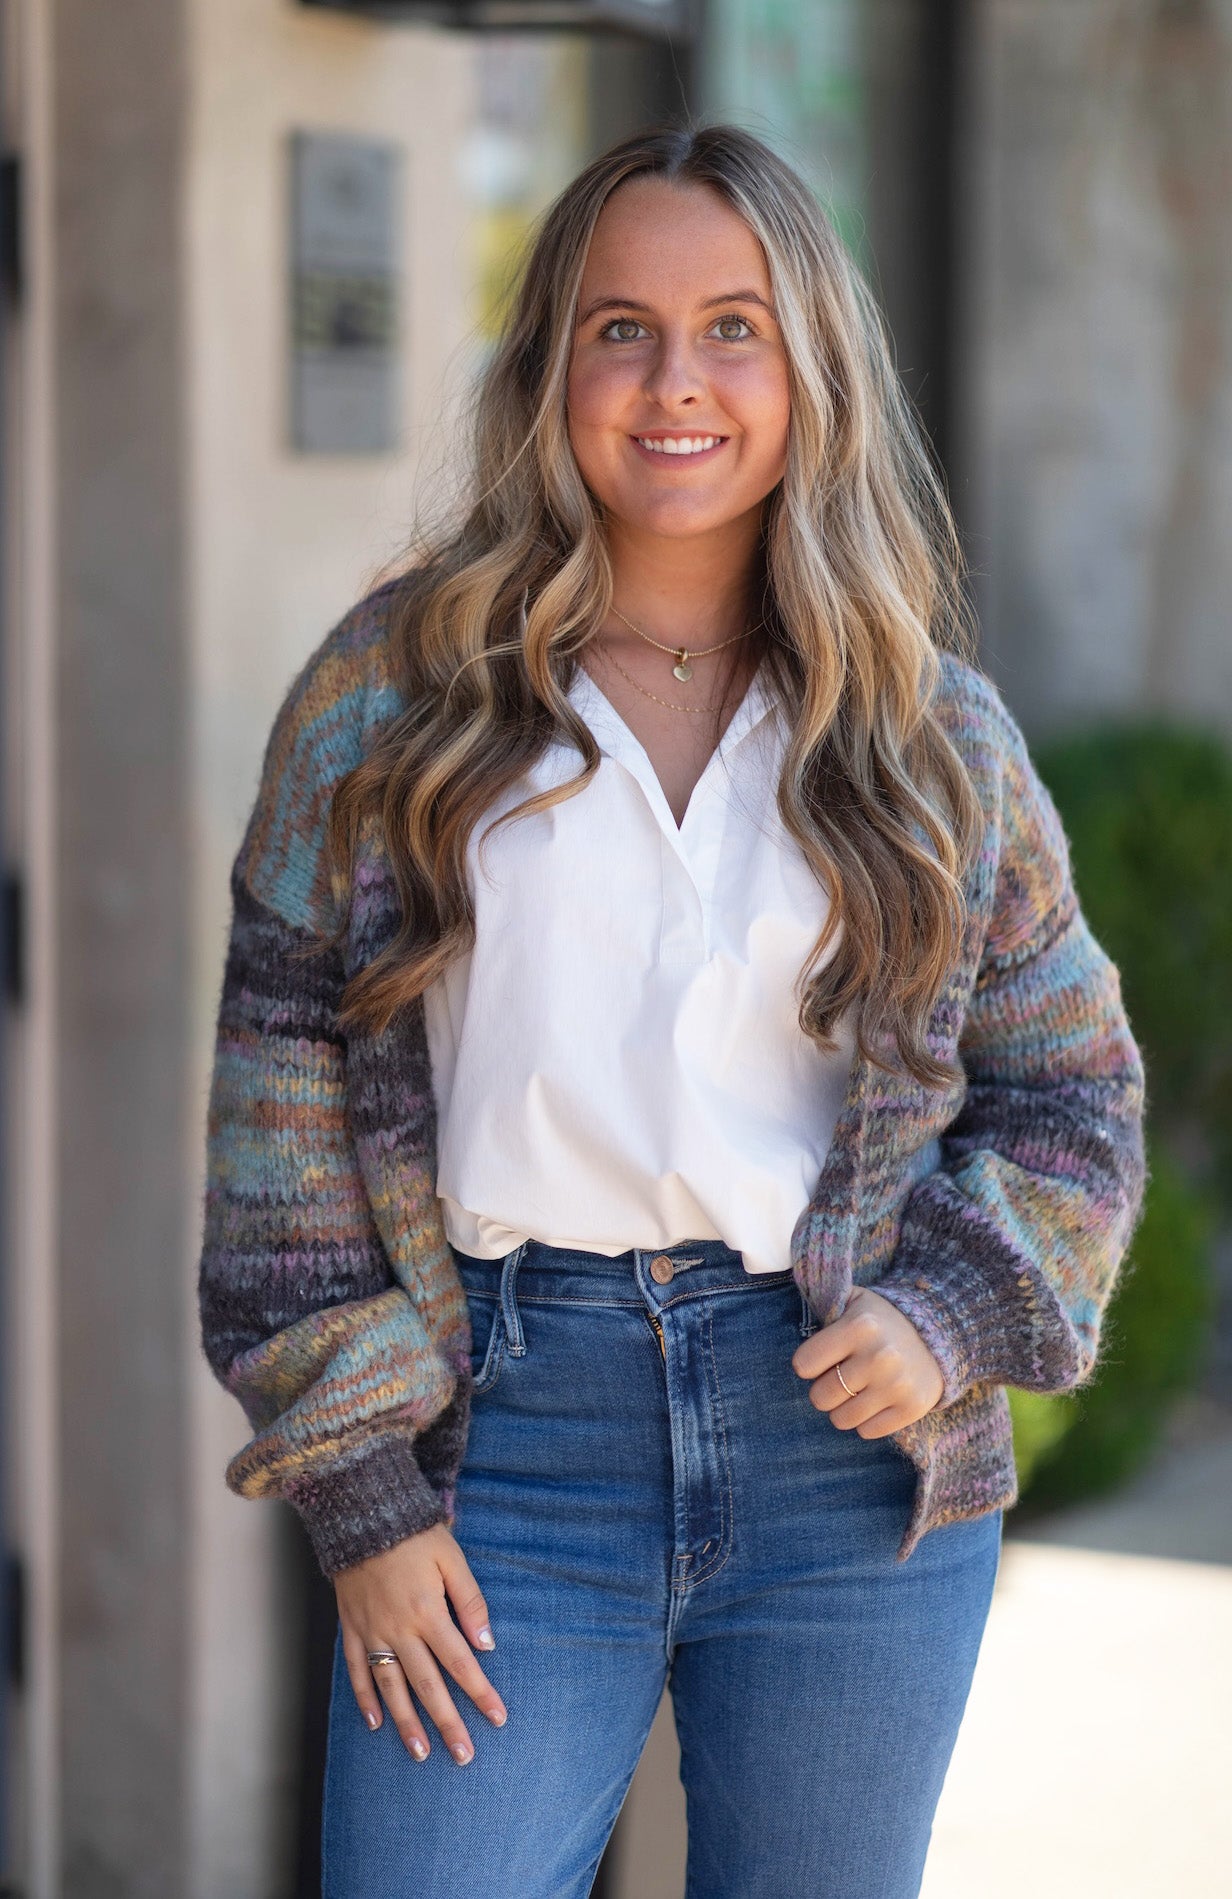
[289,132,401,454]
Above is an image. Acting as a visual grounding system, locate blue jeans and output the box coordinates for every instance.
[322,1239,1002,1898]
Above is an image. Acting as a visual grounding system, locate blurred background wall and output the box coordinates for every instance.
[964,0,1232,733]
[0,2,1228,1895]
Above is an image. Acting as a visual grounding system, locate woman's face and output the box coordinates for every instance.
[566,178,791,547]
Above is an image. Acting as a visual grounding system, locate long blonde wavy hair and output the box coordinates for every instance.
[324,122,983,1088]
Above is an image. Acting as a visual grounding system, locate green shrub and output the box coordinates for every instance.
[1007,1387,1077,1493]
[1034,722,1232,1207]
[1002,720,1230,1511]
[1009,1144,1216,1515]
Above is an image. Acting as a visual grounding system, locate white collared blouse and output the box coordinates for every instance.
[422,660,858,1274]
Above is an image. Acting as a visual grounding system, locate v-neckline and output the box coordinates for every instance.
[569,661,777,836]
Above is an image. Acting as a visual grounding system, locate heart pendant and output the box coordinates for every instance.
[673,661,692,682]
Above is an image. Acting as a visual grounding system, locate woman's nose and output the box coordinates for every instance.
[641,334,705,410]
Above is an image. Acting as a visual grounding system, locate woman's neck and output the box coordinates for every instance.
[604,514,765,649]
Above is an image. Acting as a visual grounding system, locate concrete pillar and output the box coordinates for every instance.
[961,0,1232,736]
[51,2,192,1893]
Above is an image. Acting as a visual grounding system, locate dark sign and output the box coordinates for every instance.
[298,0,695,38]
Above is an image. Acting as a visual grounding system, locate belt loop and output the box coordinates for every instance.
[500,1242,528,1356]
[799,1288,819,1340]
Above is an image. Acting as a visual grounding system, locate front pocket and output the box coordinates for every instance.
[467,1293,507,1397]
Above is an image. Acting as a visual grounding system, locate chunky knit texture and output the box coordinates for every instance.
[198,580,1148,1577]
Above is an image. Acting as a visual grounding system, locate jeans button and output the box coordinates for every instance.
[649,1254,675,1285]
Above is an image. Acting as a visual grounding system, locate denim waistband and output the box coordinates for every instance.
[450,1236,801,1325]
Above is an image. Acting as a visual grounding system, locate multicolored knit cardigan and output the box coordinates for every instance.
[198,579,1148,1577]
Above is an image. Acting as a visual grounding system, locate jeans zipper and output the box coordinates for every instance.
[646,1311,666,1361]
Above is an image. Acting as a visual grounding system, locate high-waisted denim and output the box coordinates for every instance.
[322,1239,1003,1898]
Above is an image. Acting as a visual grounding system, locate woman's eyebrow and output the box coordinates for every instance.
[577,296,651,324]
[577,289,774,324]
[699,290,773,312]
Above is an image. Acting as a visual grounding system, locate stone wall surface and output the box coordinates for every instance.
[963,0,1232,736]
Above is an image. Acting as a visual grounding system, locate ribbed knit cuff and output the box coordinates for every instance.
[871,1280,973,1412]
[283,1429,451,1579]
[875,1208,1094,1410]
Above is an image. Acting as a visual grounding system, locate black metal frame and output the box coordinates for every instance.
[299,0,697,41]
[916,0,963,482]
[0,15,13,1881]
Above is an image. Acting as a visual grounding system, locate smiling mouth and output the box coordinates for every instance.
[631,433,728,458]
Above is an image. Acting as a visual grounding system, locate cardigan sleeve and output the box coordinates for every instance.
[196,617,468,1579]
[871,688,1149,1412]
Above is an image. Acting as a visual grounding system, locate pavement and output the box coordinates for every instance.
[605,1391,1232,1899]
[920,1394,1232,1899]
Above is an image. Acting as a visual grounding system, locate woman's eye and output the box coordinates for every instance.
[601,317,648,343]
[597,314,754,344]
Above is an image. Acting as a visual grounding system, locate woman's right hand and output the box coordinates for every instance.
[334,1523,508,1765]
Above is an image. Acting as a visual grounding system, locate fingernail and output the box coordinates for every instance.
[411,1739,428,1761]
[476,1626,495,1650]
[453,1742,473,1764]
[488,1707,507,1727]
[366,1710,379,1731]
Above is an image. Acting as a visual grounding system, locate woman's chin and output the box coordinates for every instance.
[607,496,758,543]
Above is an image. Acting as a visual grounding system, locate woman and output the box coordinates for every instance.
[199,125,1146,1897]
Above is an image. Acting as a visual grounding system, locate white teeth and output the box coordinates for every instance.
[637,435,720,455]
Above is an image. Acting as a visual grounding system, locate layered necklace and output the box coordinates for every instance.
[601,605,756,716]
[610,605,749,683]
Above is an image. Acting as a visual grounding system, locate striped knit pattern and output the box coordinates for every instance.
[197,579,1147,1576]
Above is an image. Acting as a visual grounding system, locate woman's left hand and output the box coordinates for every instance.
[791,1287,945,1437]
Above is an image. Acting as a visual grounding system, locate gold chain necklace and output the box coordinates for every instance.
[610,605,749,682]
[593,641,724,716]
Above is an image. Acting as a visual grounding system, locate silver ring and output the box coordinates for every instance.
[367,1649,400,1668]
[836,1363,856,1398]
